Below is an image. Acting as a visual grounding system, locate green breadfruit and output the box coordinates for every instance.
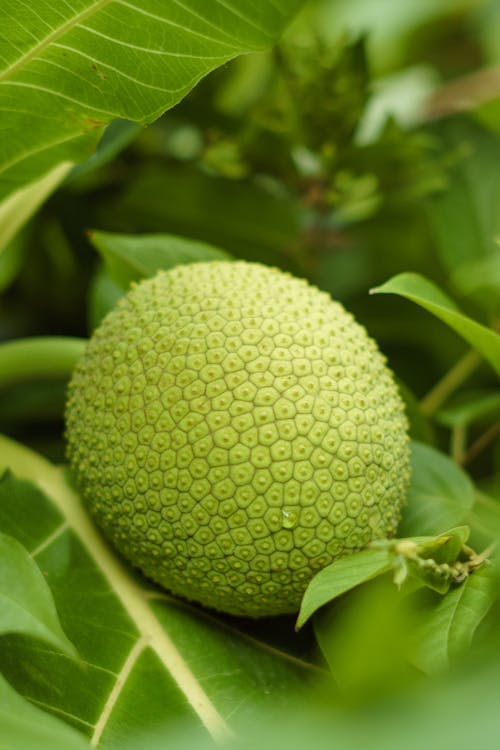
[65,260,411,617]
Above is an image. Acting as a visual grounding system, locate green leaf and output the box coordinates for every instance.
[399,441,475,537]
[0,673,90,750]
[408,526,469,566]
[430,526,470,564]
[0,1,303,200]
[403,526,471,596]
[469,490,500,546]
[160,655,500,748]
[313,576,418,698]
[0,435,311,748]
[0,121,142,257]
[89,231,232,289]
[371,272,500,377]
[67,120,143,186]
[413,566,498,674]
[0,517,77,658]
[0,162,73,255]
[296,549,393,630]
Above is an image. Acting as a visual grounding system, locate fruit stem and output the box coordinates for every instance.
[419,349,482,416]
[0,337,86,388]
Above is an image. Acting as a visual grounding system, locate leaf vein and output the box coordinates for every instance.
[114,0,240,49]
[0,0,113,83]
[1,80,120,117]
[78,23,231,59]
[25,697,94,729]
[0,440,232,742]
[170,0,258,45]
[30,521,68,558]
[211,0,274,39]
[91,636,147,747]
[52,43,193,94]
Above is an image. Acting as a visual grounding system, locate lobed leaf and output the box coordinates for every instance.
[0,0,304,201]
[0,435,311,748]
[371,272,500,376]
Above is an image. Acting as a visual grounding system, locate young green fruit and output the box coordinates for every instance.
[66,261,410,617]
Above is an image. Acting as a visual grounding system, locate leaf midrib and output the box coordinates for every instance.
[0,434,231,742]
[0,0,113,83]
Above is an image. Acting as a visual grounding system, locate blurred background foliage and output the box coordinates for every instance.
[1,0,499,487]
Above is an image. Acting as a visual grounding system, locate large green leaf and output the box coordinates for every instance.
[0,673,90,750]
[371,272,500,376]
[0,0,303,201]
[165,655,500,749]
[0,122,141,258]
[0,162,73,255]
[0,435,311,749]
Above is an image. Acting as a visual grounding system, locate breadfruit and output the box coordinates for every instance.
[65,261,410,616]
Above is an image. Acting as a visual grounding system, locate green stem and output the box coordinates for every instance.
[451,424,467,464]
[0,337,87,388]
[461,421,500,467]
[420,349,482,417]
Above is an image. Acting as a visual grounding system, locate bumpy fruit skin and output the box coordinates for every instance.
[66,261,410,617]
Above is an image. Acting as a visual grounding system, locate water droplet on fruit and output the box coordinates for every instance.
[281,509,297,529]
